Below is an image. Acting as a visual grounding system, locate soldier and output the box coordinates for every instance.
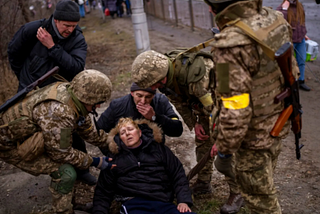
[204,0,299,213]
[131,50,215,195]
[0,70,117,214]
[7,0,96,185]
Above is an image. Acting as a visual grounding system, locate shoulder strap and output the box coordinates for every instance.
[225,18,275,60]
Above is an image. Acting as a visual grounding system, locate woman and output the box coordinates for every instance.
[277,0,310,91]
[93,118,195,214]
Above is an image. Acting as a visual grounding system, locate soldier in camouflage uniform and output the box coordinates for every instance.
[204,0,299,213]
[131,50,216,195]
[0,70,118,214]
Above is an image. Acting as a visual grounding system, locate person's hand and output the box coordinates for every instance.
[92,157,116,170]
[210,144,218,158]
[282,0,290,10]
[305,35,310,40]
[177,203,192,213]
[136,103,155,120]
[194,123,209,141]
[36,27,55,49]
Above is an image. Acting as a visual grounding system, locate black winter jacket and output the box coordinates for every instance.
[8,15,87,91]
[96,93,183,137]
[92,120,193,214]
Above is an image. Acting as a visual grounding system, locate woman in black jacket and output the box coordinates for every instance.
[93,118,196,214]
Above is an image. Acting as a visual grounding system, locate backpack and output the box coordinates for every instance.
[163,38,215,96]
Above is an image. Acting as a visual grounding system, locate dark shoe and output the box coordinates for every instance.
[190,179,212,195]
[77,172,97,186]
[220,192,244,214]
[73,202,93,213]
[298,80,311,91]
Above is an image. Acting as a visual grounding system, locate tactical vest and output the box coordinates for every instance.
[212,2,293,148]
[1,82,78,143]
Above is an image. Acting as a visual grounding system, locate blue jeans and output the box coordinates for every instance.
[293,38,306,81]
[79,4,85,18]
[120,197,197,214]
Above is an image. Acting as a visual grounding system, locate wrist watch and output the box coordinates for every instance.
[151,115,156,121]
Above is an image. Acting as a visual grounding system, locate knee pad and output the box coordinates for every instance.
[214,155,235,180]
[50,164,77,194]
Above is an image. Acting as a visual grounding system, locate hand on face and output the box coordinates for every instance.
[37,27,54,49]
[136,103,155,120]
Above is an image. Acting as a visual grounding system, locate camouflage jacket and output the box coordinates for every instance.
[0,82,117,169]
[161,57,214,130]
[210,0,298,153]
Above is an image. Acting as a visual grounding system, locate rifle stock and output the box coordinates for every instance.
[271,42,303,159]
[0,66,59,113]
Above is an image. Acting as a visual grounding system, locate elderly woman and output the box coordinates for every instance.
[93,118,195,214]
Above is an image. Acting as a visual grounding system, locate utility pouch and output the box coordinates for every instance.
[17,132,45,162]
[7,116,40,141]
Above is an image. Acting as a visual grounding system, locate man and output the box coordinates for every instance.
[204,0,298,213]
[0,70,116,214]
[96,82,183,152]
[130,50,219,196]
[7,0,95,185]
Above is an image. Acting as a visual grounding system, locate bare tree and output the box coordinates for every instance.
[0,0,53,104]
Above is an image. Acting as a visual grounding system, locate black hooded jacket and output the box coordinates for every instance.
[8,15,87,91]
[93,120,192,214]
[96,93,183,137]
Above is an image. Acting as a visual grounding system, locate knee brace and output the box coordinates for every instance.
[50,164,77,194]
[214,155,235,180]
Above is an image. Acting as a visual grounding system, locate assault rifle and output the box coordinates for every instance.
[270,42,303,160]
[0,66,60,113]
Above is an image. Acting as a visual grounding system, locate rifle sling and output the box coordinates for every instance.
[225,19,275,60]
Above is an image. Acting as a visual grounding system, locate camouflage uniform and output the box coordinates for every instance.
[210,0,298,213]
[163,55,215,183]
[0,72,116,213]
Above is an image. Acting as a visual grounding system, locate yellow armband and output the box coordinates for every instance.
[171,117,179,120]
[199,93,213,107]
[221,93,250,110]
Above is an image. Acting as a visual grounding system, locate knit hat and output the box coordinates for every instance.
[53,0,80,22]
[130,83,156,94]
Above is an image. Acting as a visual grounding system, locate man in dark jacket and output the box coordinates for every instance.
[7,0,95,190]
[96,82,183,155]
[8,0,87,91]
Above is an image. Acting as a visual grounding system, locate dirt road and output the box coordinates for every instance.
[0,2,320,213]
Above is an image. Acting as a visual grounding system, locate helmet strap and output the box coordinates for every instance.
[67,86,89,117]
[91,106,100,136]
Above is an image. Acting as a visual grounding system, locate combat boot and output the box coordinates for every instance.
[190,179,212,195]
[220,192,244,214]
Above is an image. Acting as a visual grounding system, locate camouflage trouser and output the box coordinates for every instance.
[0,148,73,214]
[214,155,240,194]
[195,115,214,182]
[235,139,282,214]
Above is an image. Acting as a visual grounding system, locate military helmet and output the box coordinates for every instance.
[131,50,169,89]
[71,69,112,105]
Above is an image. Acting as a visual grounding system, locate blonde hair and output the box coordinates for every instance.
[117,117,140,131]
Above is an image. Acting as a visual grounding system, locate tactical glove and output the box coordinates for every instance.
[91,157,116,170]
